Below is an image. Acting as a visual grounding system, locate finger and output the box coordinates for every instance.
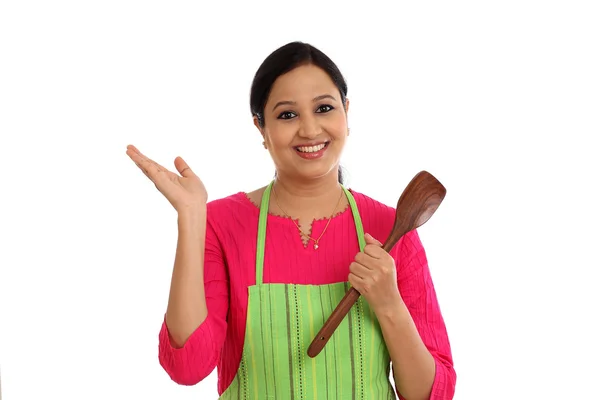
[348,273,364,292]
[127,144,155,164]
[132,155,161,178]
[126,148,150,175]
[141,154,166,173]
[127,147,168,177]
[365,233,383,246]
[127,145,154,167]
[348,272,373,295]
[174,156,195,178]
[126,145,163,169]
[130,158,165,187]
[364,245,386,258]
[126,146,149,166]
[349,261,371,279]
[127,144,141,155]
[133,160,150,178]
[354,252,375,269]
[364,234,386,258]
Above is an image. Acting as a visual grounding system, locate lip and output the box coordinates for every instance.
[293,140,330,149]
[294,140,330,160]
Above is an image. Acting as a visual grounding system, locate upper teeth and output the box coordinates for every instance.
[298,143,326,153]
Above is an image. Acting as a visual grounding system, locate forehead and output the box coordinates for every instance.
[267,64,339,103]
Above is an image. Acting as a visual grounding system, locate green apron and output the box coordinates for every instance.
[219,182,396,399]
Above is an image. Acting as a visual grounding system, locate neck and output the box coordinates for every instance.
[271,169,343,217]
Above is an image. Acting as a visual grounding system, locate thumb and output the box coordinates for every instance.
[365,233,382,246]
[174,156,195,178]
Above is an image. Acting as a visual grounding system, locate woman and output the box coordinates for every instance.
[126,41,456,399]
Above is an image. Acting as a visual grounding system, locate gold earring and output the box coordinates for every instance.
[262,141,267,149]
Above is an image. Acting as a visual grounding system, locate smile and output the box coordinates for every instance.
[295,142,330,153]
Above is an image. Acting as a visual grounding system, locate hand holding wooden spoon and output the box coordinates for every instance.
[307,170,447,358]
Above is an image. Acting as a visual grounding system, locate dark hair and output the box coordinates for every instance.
[250,41,348,185]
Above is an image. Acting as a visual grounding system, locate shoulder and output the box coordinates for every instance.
[206,191,253,209]
[349,188,424,258]
[205,191,259,229]
[349,189,396,219]
[347,188,397,242]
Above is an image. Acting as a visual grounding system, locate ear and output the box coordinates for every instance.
[345,98,350,136]
[253,115,264,138]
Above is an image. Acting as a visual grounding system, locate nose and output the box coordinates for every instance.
[298,114,322,139]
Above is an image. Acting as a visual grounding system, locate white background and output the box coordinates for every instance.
[1,1,599,399]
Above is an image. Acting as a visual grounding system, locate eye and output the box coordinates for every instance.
[316,104,334,113]
[277,111,297,120]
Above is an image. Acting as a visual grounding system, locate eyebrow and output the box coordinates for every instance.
[272,94,337,111]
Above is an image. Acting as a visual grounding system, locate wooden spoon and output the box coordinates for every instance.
[307,170,447,358]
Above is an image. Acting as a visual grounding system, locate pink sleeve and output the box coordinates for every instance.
[393,230,457,400]
[158,217,229,385]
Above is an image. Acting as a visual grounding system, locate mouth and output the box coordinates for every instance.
[294,141,330,154]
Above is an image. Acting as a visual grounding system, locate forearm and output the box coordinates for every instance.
[375,297,436,400]
[165,206,208,346]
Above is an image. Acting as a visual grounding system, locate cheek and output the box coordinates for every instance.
[265,125,294,148]
[325,114,348,139]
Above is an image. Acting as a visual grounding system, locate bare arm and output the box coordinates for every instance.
[126,145,227,382]
[378,298,436,400]
[124,145,210,346]
[165,206,209,347]
[158,206,230,384]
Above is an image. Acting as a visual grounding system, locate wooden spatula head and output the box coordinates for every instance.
[382,171,446,251]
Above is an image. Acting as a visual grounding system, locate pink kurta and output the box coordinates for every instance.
[158,189,456,399]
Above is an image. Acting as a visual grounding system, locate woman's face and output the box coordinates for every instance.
[255,64,349,182]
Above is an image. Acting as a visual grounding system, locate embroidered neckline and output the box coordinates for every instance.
[239,191,352,248]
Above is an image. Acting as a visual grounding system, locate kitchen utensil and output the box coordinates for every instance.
[307,170,447,358]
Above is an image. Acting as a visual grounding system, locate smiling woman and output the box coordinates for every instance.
[127,41,456,400]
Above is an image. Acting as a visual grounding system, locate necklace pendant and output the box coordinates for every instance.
[314,243,319,250]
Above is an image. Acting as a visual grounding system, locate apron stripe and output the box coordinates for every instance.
[284,285,296,400]
[318,288,330,400]
[299,286,307,399]
[330,285,343,400]
[379,339,388,395]
[357,299,365,400]
[306,285,319,400]
[346,282,357,400]
[247,298,259,399]
[240,348,247,399]
[268,286,278,399]
[369,305,376,399]
[293,285,304,399]
[258,288,268,399]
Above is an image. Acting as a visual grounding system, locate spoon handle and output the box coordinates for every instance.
[307,234,402,358]
[307,287,361,358]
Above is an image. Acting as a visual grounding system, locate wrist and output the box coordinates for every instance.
[178,203,207,219]
[177,206,207,229]
[373,293,408,320]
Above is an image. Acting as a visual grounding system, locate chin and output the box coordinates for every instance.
[294,166,339,182]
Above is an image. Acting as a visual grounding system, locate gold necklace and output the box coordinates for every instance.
[272,184,344,250]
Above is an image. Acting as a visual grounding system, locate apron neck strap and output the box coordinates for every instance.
[255,181,366,285]
[344,185,367,251]
[255,181,272,285]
